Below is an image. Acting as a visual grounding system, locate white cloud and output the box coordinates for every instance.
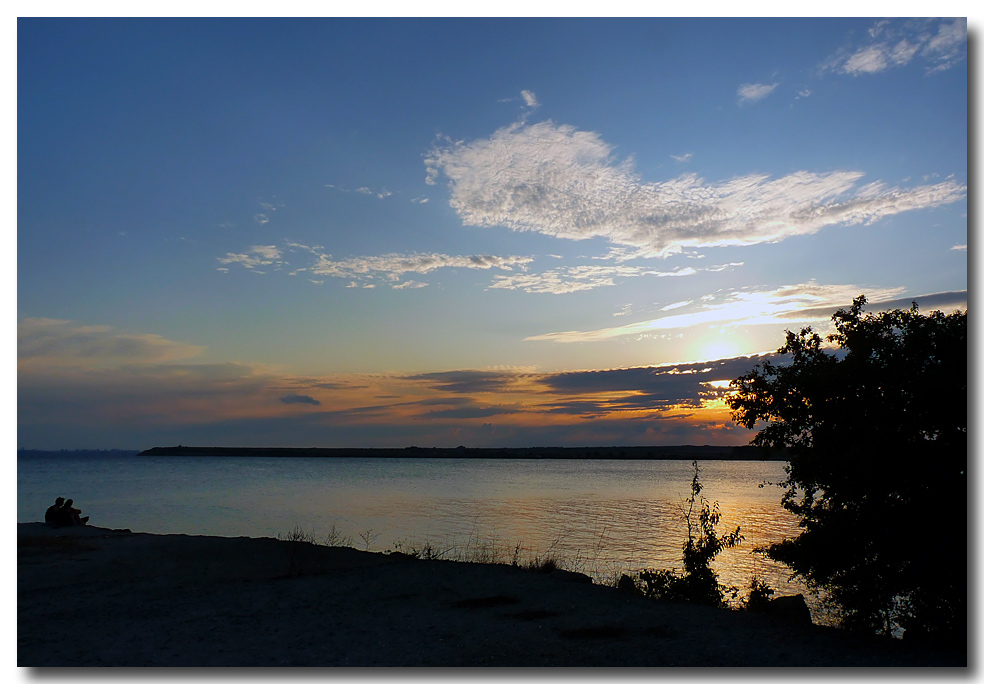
[521,90,539,108]
[217,245,283,271]
[487,261,738,295]
[254,213,270,225]
[951,244,967,251]
[392,280,428,290]
[426,120,966,259]
[525,282,908,343]
[327,184,395,200]
[671,152,693,162]
[300,249,534,287]
[737,82,778,105]
[826,18,966,76]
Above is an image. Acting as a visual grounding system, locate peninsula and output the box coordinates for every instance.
[138,444,786,460]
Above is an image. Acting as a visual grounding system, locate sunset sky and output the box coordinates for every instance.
[16,17,968,450]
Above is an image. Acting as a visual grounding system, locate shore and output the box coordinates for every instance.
[17,523,965,667]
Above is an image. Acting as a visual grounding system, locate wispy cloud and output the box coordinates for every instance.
[392,280,428,290]
[521,89,540,108]
[524,282,914,343]
[306,251,534,287]
[487,262,740,294]
[951,244,967,251]
[217,242,534,288]
[737,82,778,105]
[217,245,284,272]
[671,152,693,162]
[426,120,965,259]
[326,184,393,199]
[18,318,205,369]
[823,18,966,76]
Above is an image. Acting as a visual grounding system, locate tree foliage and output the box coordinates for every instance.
[637,461,743,607]
[728,296,966,643]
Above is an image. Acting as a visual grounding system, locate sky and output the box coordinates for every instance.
[15,16,969,450]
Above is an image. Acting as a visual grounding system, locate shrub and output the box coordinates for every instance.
[636,461,742,607]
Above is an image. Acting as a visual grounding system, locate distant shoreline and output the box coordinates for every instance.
[133,444,787,460]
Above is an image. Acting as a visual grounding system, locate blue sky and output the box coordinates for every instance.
[16,17,968,450]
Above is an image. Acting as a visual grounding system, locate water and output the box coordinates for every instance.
[18,453,808,605]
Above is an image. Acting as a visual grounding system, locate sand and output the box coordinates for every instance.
[17,523,965,668]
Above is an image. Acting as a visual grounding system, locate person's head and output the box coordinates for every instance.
[55,497,64,506]
[64,499,73,507]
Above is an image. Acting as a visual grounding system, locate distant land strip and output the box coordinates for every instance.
[135,445,787,460]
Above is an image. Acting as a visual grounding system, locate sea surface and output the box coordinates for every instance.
[17,453,811,608]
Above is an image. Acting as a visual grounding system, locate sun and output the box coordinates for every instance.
[690,335,742,362]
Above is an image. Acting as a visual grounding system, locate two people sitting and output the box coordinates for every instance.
[44,497,89,527]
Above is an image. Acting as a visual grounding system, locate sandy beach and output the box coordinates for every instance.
[17,523,965,668]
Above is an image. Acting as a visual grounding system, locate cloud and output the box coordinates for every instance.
[305,250,534,285]
[18,318,205,369]
[16,319,773,449]
[254,213,270,225]
[217,245,283,271]
[520,89,539,108]
[279,394,321,406]
[951,244,967,251]
[775,290,967,321]
[524,282,910,343]
[259,200,284,212]
[391,280,428,290]
[671,152,693,162]
[405,370,524,394]
[417,404,520,420]
[326,184,392,199]
[487,262,738,294]
[825,18,966,76]
[219,243,533,287]
[536,356,765,411]
[426,121,965,259]
[736,82,778,105]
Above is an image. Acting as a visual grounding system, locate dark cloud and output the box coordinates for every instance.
[775,290,967,322]
[417,405,519,420]
[279,394,321,406]
[406,370,521,394]
[536,356,771,410]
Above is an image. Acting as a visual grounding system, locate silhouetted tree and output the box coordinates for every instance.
[728,296,966,644]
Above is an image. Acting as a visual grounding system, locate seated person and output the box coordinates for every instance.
[45,497,66,526]
[60,499,89,526]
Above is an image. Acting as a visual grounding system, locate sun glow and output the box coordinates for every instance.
[690,337,741,362]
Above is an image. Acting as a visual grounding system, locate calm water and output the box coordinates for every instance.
[17,454,807,603]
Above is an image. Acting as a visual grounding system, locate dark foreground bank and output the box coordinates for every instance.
[17,523,964,667]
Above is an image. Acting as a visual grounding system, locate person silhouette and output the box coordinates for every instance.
[61,499,89,526]
[45,497,66,526]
